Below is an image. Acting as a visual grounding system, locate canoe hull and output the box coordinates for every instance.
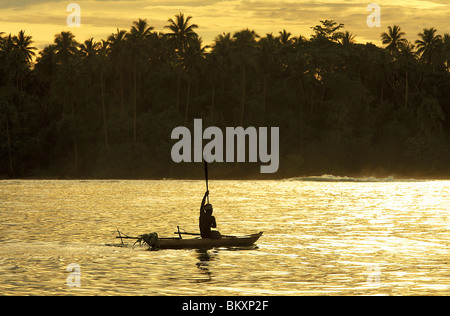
[158,232,263,250]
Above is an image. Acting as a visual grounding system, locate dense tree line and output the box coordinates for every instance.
[1,15,450,179]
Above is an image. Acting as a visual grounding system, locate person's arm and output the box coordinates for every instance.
[211,216,217,228]
[200,190,209,213]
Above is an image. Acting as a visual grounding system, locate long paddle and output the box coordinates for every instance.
[204,159,209,203]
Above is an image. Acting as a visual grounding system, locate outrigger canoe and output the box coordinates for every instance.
[159,231,263,249]
[115,162,263,250]
[116,231,263,250]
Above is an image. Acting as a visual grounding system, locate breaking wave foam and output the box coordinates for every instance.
[287,174,422,182]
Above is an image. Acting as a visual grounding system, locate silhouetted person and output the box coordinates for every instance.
[199,190,221,239]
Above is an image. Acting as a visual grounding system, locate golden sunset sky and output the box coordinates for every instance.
[1,0,449,50]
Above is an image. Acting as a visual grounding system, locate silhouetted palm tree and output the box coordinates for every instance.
[182,35,205,125]
[33,45,57,89]
[53,31,79,172]
[212,32,233,67]
[292,34,307,46]
[415,27,442,65]
[0,35,17,85]
[0,32,18,176]
[0,31,36,90]
[78,37,99,104]
[108,29,127,48]
[232,29,259,125]
[257,35,279,113]
[278,29,293,45]
[127,18,154,143]
[165,12,198,55]
[398,41,417,108]
[97,40,110,150]
[53,31,78,64]
[14,30,36,64]
[381,25,407,54]
[79,38,99,59]
[339,31,356,46]
[165,13,199,113]
[204,51,220,120]
[107,29,128,116]
[78,38,110,150]
[211,32,233,110]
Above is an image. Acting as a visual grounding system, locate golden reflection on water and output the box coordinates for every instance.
[0,179,449,295]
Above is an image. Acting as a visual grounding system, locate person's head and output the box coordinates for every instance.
[204,203,213,214]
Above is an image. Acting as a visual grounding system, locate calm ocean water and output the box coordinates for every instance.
[0,178,449,295]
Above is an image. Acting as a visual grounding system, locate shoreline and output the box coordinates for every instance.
[2,173,450,181]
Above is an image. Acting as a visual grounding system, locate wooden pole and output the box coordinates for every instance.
[204,159,209,203]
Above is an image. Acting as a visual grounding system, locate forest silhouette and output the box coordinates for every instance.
[1,15,450,179]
